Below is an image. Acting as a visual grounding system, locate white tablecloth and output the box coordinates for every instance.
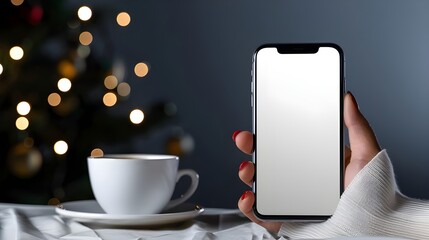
[0,203,277,240]
[0,203,409,240]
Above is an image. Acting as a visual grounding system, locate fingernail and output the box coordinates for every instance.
[232,130,241,142]
[239,161,249,171]
[241,190,253,200]
[240,191,248,200]
[347,91,359,109]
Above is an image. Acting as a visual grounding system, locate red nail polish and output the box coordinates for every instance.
[232,130,241,142]
[239,161,249,171]
[240,191,247,200]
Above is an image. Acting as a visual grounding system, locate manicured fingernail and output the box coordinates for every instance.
[239,161,249,171]
[241,190,253,200]
[232,130,241,142]
[240,191,248,200]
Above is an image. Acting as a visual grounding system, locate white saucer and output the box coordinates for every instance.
[56,200,204,227]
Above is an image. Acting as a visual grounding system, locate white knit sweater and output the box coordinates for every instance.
[278,150,429,239]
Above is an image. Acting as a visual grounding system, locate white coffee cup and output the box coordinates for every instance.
[87,154,199,215]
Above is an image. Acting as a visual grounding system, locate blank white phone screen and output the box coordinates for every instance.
[255,46,341,216]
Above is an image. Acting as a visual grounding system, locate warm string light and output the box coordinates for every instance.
[0,63,3,75]
[103,92,117,107]
[10,0,24,6]
[79,31,93,46]
[116,12,131,27]
[15,101,31,132]
[91,148,104,157]
[10,46,24,60]
[16,101,31,115]
[117,82,131,97]
[48,93,61,106]
[129,109,144,124]
[7,5,153,164]
[104,75,118,89]
[77,6,92,21]
[54,140,68,155]
[134,62,149,77]
[57,78,72,92]
[16,117,29,130]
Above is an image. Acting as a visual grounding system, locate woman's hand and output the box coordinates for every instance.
[232,92,381,233]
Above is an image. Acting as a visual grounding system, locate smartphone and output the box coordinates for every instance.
[252,43,344,220]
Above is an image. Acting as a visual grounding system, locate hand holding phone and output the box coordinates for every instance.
[235,92,381,234]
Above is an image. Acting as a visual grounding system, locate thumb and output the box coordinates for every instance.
[344,92,380,164]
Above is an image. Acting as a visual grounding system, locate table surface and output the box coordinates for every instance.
[0,202,277,240]
[0,202,407,240]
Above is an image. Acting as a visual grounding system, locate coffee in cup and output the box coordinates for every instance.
[87,154,199,215]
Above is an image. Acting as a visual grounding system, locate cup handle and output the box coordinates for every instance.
[164,169,199,210]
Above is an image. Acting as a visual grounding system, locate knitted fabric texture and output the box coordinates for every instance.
[278,150,429,239]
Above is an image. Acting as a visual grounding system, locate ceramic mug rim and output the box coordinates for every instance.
[88,154,179,161]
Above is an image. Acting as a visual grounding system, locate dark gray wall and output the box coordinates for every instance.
[74,0,429,208]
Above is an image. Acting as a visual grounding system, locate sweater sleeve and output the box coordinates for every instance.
[278,149,429,239]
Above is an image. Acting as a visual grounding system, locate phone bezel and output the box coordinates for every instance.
[252,43,345,221]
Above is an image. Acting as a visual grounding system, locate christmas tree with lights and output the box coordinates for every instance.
[0,0,192,204]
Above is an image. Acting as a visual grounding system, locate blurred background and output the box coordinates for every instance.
[1,0,428,208]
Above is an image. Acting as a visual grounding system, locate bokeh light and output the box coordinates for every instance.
[24,137,34,148]
[134,62,149,77]
[103,92,117,107]
[16,117,29,130]
[58,60,77,79]
[0,63,3,75]
[48,93,61,107]
[116,12,131,27]
[129,109,144,124]
[104,75,118,89]
[8,143,43,178]
[58,78,72,92]
[48,198,60,206]
[79,31,93,46]
[91,148,104,157]
[117,82,131,97]
[77,45,91,58]
[10,46,24,60]
[67,20,80,29]
[54,140,68,155]
[77,6,92,21]
[29,5,43,25]
[11,0,24,6]
[17,101,31,115]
